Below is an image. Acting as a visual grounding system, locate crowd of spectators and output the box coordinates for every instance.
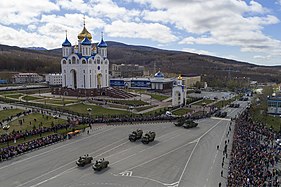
[228,109,281,186]
[0,124,70,144]
[0,134,64,161]
[76,107,219,125]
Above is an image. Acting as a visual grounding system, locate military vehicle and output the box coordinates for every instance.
[141,131,156,144]
[174,118,186,127]
[229,103,240,108]
[92,158,109,171]
[76,155,93,167]
[220,112,227,118]
[129,129,143,142]
[182,120,198,129]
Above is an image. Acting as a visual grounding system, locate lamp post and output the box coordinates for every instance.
[3,125,10,147]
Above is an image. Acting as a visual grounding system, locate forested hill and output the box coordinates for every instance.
[0,42,281,83]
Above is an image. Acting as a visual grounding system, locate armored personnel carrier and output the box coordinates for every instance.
[174,118,185,127]
[182,120,198,129]
[76,155,93,167]
[92,158,109,171]
[129,129,143,142]
[141,131,156,144]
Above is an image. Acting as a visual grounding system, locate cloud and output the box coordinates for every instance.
[253,55,271,60]
[0,25,60,48]
[105,20,178,43]
[0,0,59,25]
[182,48,216,56]
[139,0,281,56]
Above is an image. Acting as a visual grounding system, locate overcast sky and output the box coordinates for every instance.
[0,0,281,66]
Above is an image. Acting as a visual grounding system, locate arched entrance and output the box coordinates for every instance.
[70,69,77,89]
[97,73,102,89]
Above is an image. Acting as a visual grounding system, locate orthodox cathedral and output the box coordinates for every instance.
[61,22,109,89]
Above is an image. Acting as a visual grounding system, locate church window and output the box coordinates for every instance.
[63,60,66,64]
[97,58,100,64]
[68,59,71,64]
[82,59,86,64]
[83,70,85,73]
[98,66,100,70]
[72,57,76,64]
[90,70,91,73]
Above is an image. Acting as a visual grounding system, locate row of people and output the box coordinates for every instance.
[0,124,70,143]
[0,134,64,161]
[227,109,280,186]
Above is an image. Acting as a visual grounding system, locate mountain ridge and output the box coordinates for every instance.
[0,42,280,83]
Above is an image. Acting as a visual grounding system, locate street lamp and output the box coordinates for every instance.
[3,125,10,146]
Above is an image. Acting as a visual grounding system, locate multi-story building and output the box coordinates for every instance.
[45,73,62,86]
[268,96,281,115]
[12,73,43,84]
[181,74,201,88]
[111,64,145,78]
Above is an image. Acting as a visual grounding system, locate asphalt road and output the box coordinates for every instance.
[0,101,249,187]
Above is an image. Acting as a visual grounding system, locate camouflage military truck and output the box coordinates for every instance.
[182,120,198,129]
[174,118,186,127]
[92,158,109,171]
[141,131,156,144]
[129,129,143,142]
[76,155,93,167]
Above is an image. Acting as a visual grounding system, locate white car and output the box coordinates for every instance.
[166,111,172,116]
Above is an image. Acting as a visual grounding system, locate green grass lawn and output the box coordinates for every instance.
[250,106,281,132]
[0,109,24,122]
[22,95,43,101]
[0,91,16,95]
[5,93,24,99]
[194,99,214,106]
[63,103,131,117]
[134,105,156,112]
[147,93,170,101]
[142,107,166,116]
[0,113,66,134]
[107,99,148,106]
[35,98,78,105]
[107,103,129,110]
[173,108,193,116]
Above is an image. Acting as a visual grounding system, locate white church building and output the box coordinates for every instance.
[61,22,109,89]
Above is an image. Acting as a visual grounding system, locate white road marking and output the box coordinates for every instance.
[119,171,132,176]
[15,137,128,187]
[0,126,116,170]
[177,120,223,186]
[164,181,179,187]
[211,117,231,121]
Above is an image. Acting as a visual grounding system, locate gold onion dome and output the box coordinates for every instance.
[78,26,92,40]
[178,74,183,80]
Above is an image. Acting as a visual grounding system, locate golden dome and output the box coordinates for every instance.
[92,45,96,51]
[78,26,92,40]
[178,74,183,80]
